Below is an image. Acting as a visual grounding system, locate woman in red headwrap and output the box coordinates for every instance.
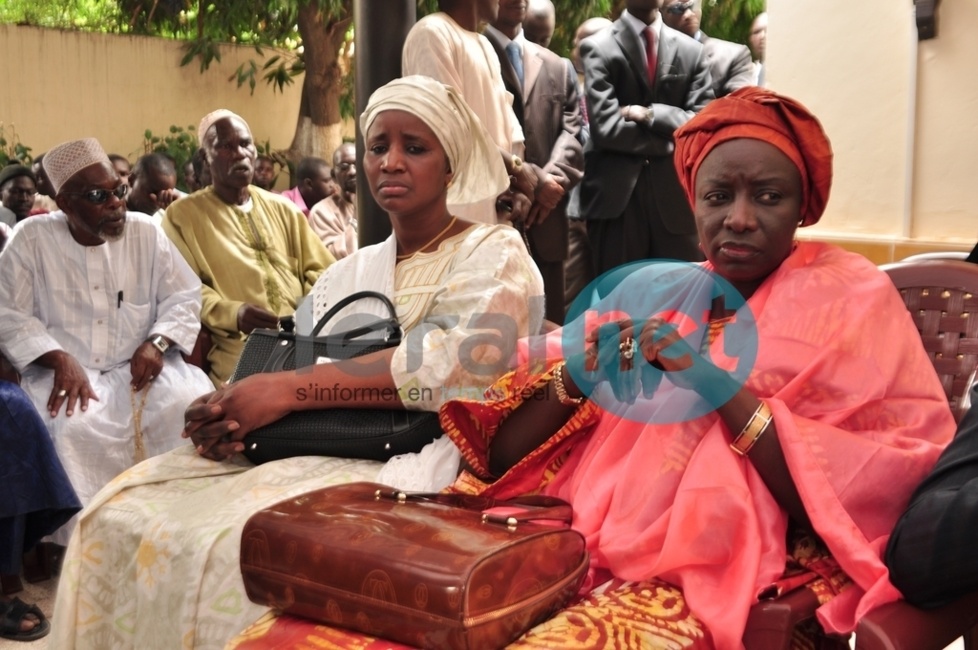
[438,88,956,649]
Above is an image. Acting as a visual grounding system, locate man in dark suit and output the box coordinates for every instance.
[886,384,978,607]
[580,0,713,275]
[484,0,584,324]
[661,0,753,98]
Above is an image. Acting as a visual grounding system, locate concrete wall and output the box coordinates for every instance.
[0,25,304,165]
[910,1,978,241]
[770,0,977,260]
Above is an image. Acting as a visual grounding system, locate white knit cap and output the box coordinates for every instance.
[43,138,110,194]
[198,109,251,144]
[359,76,510,207]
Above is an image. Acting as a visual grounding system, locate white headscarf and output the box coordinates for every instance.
[359,75,510,207]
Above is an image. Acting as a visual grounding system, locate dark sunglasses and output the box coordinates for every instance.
[62,185,129,205]
[665,1,695,14]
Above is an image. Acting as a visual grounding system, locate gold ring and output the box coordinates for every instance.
[57,389,67,397]
[619,337,636,361]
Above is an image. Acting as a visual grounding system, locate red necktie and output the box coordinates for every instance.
[644,27,658,86]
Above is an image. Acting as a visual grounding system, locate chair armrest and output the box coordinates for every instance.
[855,591,978,650]
[743,588,821,650]
[0,352,20,385]
[182,328,213,376]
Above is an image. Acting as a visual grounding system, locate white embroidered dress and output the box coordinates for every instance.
[49,223,543,649]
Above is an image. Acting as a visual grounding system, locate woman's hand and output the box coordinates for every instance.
[182,374,294,461]
[182,391,233,459]
[577,318,726,403]
[637,318,697,373]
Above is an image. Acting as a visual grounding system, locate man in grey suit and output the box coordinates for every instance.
[485,0,584,324]
[581,0,713,275]
[661,0,753,98]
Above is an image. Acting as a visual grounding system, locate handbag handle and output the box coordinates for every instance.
[375,488,574,527]
[312,290,399,336]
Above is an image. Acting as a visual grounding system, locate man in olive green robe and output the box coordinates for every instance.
[164,110,334,386]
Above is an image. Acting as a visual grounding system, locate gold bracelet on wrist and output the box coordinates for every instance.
[553,362,585,407]
[730,401,772,456]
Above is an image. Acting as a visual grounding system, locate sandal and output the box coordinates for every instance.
[0,597,51,642]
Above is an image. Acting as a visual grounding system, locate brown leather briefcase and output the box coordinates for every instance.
[240,481,589,650]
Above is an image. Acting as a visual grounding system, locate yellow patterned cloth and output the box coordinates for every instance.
[49,446,385,650]
[226,576,848,650]
[226,580,709,650]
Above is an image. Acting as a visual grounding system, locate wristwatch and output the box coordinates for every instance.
[149,334,170,355]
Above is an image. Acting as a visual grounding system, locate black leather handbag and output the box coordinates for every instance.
[229,291,443,464]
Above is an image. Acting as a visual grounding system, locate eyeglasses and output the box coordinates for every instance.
[61,185,129,204]
[665,1,695,15]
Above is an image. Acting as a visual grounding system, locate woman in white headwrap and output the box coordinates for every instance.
[50,76,544,650]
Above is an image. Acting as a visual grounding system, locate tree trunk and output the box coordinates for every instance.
[286,1,352,173]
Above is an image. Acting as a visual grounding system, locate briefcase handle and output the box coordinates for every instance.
[374,488,574,528]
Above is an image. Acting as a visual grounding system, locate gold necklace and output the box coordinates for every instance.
[396,216,458,260]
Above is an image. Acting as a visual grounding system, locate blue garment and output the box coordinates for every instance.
[0,380,80,574]
[505,42,524,88]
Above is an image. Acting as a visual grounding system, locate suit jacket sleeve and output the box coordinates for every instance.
[582,33,711,158]
[542,56,584,191]
[582,36,657,157]
[886,387,978,607]
[721,43,755,96]
[649,46,713,137]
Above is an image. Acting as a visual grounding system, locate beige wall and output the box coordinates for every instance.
[771,0,977,249]
[911,1,978,241]
[3,13,976,248]
[0,25,303,166]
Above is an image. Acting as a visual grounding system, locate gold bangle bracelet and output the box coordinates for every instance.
[730,401,772,456]
[553,362,585,406]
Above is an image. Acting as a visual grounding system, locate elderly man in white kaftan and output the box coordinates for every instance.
[0,138,212,543]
